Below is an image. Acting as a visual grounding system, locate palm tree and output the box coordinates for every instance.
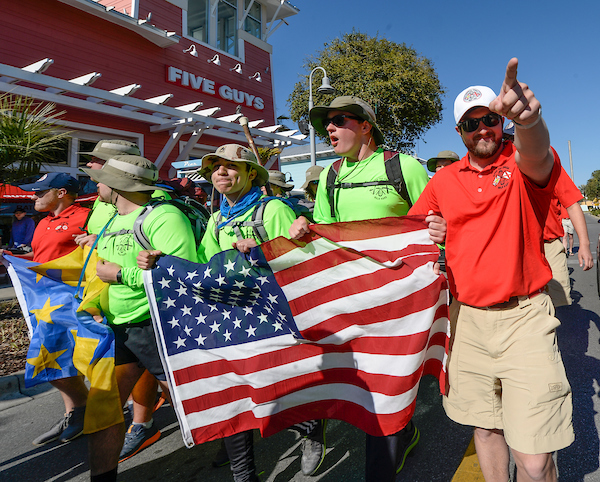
[0,94,70,185]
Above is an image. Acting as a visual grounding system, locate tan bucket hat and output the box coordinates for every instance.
[79,139,141,162]
[309,96,385,146]
[80,155,168,192]
[301,165,324,189]
[200,144,269,186]
[268,170,294,191]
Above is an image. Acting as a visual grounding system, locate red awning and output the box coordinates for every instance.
[0,184,97,203]
[0,184,35,201]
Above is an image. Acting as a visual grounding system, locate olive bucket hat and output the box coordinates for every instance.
[309,95,385,146]
[200,144,269,186]
[79,139,141,162]
[426,150,460,173]
[80,155,168,192]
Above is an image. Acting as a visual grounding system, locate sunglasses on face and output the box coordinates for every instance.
[458,113,502,133]
[323,114,364,129]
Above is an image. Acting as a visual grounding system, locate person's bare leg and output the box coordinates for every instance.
[50,375,88,412]
[512,449,556,482]
[131,370,158,424]
[88,363,144,476]
[473,427,510,482]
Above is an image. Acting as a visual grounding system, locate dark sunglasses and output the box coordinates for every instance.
[458,113,502,133]
[323,114,364,129]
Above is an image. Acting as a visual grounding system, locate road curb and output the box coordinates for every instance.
[0,370,56,411]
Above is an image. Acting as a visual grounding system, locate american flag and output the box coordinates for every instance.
[145,216,449,447]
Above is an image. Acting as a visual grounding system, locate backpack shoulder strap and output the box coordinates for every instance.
[250,199,270,244]
[133,199,164,250]
[383,151,412,208]
[326,159,343,219]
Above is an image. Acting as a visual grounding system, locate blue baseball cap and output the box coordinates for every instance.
[19,173,79,193]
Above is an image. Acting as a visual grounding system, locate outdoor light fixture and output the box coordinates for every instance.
[183,45,198,57]
[230,63,243,74]
[249,72,262,82]
[308,66,335,166]
[207,54,221,65]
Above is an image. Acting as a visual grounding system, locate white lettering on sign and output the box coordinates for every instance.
[167,66,264,111]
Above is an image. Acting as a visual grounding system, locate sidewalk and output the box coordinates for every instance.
[0,284,15,301]
[0,370,56,411]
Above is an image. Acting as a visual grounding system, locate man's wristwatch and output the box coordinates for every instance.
[116,270,123,284]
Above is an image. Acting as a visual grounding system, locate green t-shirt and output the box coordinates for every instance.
[87,190,169,235]
[313,148,429,223]
[198,196,296,262]
[97,202,198,325]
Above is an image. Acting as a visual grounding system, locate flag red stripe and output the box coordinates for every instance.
[188,397,418,444]
[297,279,444,341]
[282,254,437,317]
[172,325,445,386]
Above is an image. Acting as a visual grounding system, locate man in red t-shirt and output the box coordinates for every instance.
[3,173,91,446]
[410,59,573,481]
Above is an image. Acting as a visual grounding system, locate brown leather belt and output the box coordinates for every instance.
[481,289,544,311]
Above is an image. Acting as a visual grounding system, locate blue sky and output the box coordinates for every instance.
[270,0,600,190]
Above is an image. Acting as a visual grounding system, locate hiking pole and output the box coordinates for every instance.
[239,115,273,195]
[239,116,262,165]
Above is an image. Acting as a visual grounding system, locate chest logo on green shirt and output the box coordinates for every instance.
[370,185,393,200]
[492,166,512,189]
[115,234,134,256]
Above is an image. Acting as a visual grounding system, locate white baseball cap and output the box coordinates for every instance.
[454,86,497,124]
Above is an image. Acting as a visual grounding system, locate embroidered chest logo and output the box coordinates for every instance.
[115,234,134,256]
[491,166,512,189]
[369,185,392,200]
[54,222,69,231]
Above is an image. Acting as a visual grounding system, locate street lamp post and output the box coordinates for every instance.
[308,67,335,166]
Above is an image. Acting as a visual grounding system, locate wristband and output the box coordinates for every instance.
[116,270,123,284]
[513,107,542,130]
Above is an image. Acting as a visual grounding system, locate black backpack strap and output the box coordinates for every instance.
[326,159,343,218]
[132,199,163,250]
[383,151,412,208]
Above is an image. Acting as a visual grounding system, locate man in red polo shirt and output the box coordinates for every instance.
[410,58,573,481]
[544,169,593,307]
[8,173,91,446]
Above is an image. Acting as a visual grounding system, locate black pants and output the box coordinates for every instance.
[365,421,415,482]
[223,430,257,482]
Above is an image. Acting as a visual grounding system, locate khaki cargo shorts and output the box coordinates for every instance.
[443,293,574,454]
[544,238,572,307]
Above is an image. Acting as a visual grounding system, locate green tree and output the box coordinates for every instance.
[287,31,445,152]
[584,170,600,201]
[0,94,70,185]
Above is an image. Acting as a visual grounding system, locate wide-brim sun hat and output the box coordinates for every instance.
[301,165,324,189]
[268,170,294,191]
[310,95,385,146]
[80,155,168,192]
[426,150,460,173]
[454,86,497,124]
[79,139,141,162]
[200,144,269,186]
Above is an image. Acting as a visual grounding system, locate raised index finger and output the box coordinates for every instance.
[502,58,519,91]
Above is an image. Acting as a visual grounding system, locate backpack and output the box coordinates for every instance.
[325,151,412,218]
[213,198,277,244]
[133,197,210,250]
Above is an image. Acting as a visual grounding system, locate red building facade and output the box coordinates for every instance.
[0,0,304,182]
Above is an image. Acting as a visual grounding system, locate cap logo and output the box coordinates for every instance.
[463,88,483,103]
[37,174,48,182]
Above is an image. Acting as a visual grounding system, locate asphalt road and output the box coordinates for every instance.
[1,213,600,481]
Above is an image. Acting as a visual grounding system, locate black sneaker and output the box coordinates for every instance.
[211,439,230,468]
[301,419,327,476]
[395,421,420,474]
[119,423,161,462]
